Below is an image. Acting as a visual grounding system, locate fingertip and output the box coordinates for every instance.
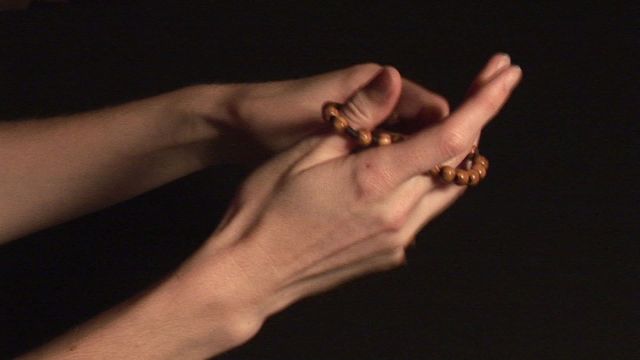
[341,64,403,130]
[492,52,511,69]
[467,53,512,96]
[382,65,402,84]
[365,65,402,103]
[504,65,523,88]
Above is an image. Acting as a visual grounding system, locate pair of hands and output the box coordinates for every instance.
[171,54,521,354]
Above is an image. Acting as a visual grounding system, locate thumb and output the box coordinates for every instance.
[291,66,402,172]
[339,66,403,130]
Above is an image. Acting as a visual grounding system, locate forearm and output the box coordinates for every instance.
[19,244,266,359]
[0,84,242,243]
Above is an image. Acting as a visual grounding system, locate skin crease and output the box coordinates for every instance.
[12,54,522,359]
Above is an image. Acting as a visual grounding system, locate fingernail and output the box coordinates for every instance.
[504,65,522,87]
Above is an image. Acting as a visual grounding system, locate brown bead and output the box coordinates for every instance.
[440,166,456,183]
[322,103,340,121]
[454,169,469,185]
[472,164,487,179]
[390,132,406,142]
[468,169,480,186]
[331,115,349,132]
[376,132,392,146]
[357,129,373,146]
[475,155,489,169]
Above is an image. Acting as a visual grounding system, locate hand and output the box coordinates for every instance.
[218,63,451,160]
[173,54,521,357]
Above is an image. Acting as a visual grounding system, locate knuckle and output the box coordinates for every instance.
[343,95,373,128]
[354,159,391,199]
[225,313,263,347]
[376,208,409,233]
[439,127,468,159]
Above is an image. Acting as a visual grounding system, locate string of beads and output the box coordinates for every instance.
[322,102,489,186]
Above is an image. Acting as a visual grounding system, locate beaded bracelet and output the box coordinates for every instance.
[322,102,489,186]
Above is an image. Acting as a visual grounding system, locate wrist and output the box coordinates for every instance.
[165,83,267,164]
[156,243,270,358]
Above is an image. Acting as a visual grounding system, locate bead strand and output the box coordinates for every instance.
[322,102,489,186]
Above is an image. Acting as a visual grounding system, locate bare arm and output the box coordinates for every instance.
[0,63,389,244]
[18,55,521,359]
[0,85,252,243]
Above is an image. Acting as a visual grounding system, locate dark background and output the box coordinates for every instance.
[0,1,637,359]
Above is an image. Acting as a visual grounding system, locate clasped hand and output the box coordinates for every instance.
[170,54,521,354]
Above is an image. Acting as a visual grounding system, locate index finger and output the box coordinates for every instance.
[357,64,522,191]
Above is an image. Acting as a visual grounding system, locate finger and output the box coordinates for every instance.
[296,63,385,106]
[384,78,450,134]
[466,53,511,96]
[291,66,402,172]
[339,66,403,130]
[390,54,508,182]
[359,64,522,190]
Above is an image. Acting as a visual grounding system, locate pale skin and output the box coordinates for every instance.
[3,54,522,359]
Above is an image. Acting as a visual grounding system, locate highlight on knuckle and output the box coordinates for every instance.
[354,159,390,199]
[376,208,409,233]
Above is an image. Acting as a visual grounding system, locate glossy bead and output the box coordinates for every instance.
[440,166,456,183]
[322,103,340,121]
[357,129,373,146]
[472,164,487,179]
[475,155,489,169]
[376,132,392,146]
[468,169,480,186]
[331,116,349,132]
[390,132,405,142]
[454,169,469,185]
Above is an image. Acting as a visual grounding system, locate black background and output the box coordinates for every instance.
[0,1,637,359]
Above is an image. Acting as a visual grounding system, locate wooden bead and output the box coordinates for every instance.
[472,164,487,179]
[440,166,456,183]
[390,132,406,142]
[322,103,340,121]
[454,169,469,185]
[428,165,441,177]
[357,129,373,146]
[475,155,489,169]
[376,132,392,146]
[331,116,349,132]
[468,169,480,186]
